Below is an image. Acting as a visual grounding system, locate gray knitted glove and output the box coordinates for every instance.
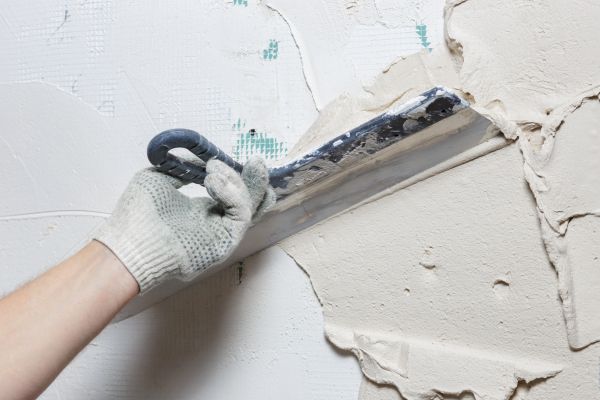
[94,156,275,292]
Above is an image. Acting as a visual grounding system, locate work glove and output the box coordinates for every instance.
[94,156,275,293]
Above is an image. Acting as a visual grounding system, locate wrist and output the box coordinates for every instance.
[94,217,181,292]
[87,241,140,297]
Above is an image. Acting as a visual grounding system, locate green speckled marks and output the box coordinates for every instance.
[416,23,432,52]
[233,0,248,6]
[262,39,279,60]
[232,118,287,162]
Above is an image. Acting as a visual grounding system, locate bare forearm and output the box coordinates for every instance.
[0,241,138,400]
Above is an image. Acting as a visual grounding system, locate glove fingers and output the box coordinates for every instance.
[204,160,251,223]
[252,186,276,222]
[206,157,241,182]
[241,155,272,213]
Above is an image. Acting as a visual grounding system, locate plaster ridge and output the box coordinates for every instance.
[0,135,43,196]
[0,210,110,221]
[0,10,16,38]
[262,1,321,111]
[121,70,159,133]
[0,81,115,120]
[441,0,600,350]
[328,329,562,400]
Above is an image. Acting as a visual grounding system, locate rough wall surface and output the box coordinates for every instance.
[280,1,600,399]
[0,0,441,398]
[1,0,598,399]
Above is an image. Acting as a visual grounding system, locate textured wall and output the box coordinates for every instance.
[0,1,441,398]
[282,1,600,399]
[4,1,597,399]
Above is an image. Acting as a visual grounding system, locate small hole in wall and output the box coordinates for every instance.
[493,279,510,298]
[404,288,410,296]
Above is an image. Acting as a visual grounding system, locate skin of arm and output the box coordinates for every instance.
[0,157,273,400]
[0,240,138,400]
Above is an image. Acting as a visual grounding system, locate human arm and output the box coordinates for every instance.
[0,156,274,399]
[0,240,138,400]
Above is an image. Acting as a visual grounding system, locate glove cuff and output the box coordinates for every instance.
[94,213,180,293]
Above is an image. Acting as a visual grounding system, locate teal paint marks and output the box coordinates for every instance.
[232,118,287,162]
[233,0,248,6]
[416,23,432,52]
[262,39,279,60]
[232,117,245,132]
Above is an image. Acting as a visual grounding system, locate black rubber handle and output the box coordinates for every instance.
[147,129,244,185]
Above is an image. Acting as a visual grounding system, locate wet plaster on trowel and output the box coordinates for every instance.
[280,0,600,398]
[283,45,466,160]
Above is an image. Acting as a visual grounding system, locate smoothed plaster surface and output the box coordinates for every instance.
[445,0,600,350]
[282,144,597,399]
[279,1,600,398]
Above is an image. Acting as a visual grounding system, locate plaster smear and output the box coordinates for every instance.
[283,45,464,160]
[282,0,600,398]
[264,0,444,109]
[445,0,600,349]
[282,145,572,399]
[281,0,600,397]
[519,96,600,349]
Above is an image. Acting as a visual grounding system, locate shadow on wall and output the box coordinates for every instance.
[138,267,238,398]
[62,246,360,400]
[96,263,242,400]
[133,268,239,398]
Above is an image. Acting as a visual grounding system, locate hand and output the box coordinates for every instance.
[94,156,275,292]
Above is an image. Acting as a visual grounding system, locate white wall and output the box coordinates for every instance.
[6,1,596,399]
[0,1,442,398]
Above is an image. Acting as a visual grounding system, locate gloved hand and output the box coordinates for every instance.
[94,156,275,293]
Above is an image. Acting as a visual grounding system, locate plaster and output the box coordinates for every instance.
[281,144,587,399]
[444,0,600,350]
[280,0,600,398]
[284,46,463,160]
[2,0,599,399]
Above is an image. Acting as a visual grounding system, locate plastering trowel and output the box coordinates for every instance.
[117,87,505,319]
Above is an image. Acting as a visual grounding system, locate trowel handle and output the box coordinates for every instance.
[147,129,244,185]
